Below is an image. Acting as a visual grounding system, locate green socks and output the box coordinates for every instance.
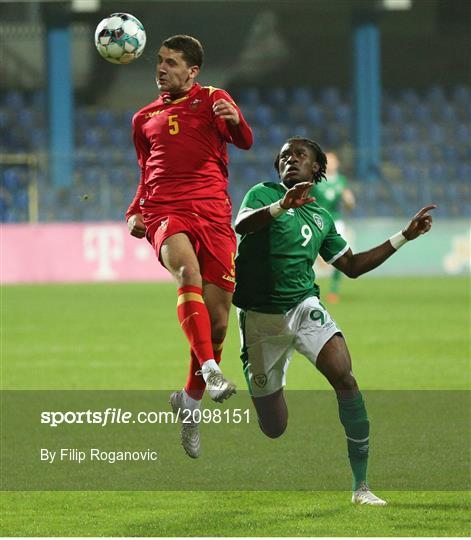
[337,392,369,490]
[330,269,342,294]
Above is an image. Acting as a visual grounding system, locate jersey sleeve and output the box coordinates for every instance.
[319,218,350,264]
[125,113,150,220]
[238,183,277,213]
[208,88,253,150]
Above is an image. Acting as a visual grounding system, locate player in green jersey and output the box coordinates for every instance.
[234,137,436,505]
[312,152,355,304]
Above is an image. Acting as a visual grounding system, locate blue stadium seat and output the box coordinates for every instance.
[415,145,432,162]
[400,89,419,107]
[440,103,457,123]
[96,109,116,128]
[334,103,351,124]
[266,124,289,146]
[428,123,445,143]
[266,87,287,107]
[305,104,324,125]
[109,128,128,146]
[426,86,446,107]
[386,103,404,124]
[401,123,419,143]
[3,168,23,191]
[254,105,273,127]
[319,87,341,108]
[238,88,260,106]
[413,103,431,124]
[292,87,313,106]
[83,167,102,186]
[456,123,470,143]
[3,91,25,109]
[2,86,471,223]
[83,127,104,148]
[18,109,34,128]
[31,128,46,149]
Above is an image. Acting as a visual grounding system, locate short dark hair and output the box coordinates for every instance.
[162,34,204,67]
[274,137,327,183]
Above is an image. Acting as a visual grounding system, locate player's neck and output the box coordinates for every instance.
[168,82,196,99]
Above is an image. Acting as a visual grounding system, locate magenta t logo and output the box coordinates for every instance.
[83,226,124,280]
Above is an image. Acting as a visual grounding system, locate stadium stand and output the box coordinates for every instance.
[1,86,470,222]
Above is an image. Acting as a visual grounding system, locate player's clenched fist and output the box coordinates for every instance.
[212,99,240,125]
[127,213,147,238]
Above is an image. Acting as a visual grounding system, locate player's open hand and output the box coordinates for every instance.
[281,182,316,209]
[213,99,239,125]
[127,213,146,239]
[403,204,437,240]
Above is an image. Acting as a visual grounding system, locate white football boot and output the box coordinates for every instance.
[352,482,387,506]
[205,370,237,403]
[169,391,200,459]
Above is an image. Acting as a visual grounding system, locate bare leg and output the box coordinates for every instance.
[183,282,233,399]
[316,333,369,491]
[252,388,288,439]
[315,333,359,398]
[160,233,202,287]
[160,232,214,366]
[202,282,232,344]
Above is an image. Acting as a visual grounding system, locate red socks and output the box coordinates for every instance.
[184,341,224,400]
[177,285,214,366]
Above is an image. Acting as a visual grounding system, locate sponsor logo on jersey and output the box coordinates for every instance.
[144,110,163,119]
[139,198,146,205]
[190,98,202,109]
[254,374,267,388]
[160,218,169,231]
[313,214,324,230]
[287,208,295,216]
[222,251,236,283]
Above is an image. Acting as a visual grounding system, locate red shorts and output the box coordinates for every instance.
[145,212,236,293]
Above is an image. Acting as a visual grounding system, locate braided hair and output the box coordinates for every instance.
[274,137,327,184]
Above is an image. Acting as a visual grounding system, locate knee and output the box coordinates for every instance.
[210,321,228,343]
[258,417,287,439]
[176,264,201,286]
[333,371,358,392]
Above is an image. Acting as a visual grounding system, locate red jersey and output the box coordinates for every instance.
[126,83,253,225]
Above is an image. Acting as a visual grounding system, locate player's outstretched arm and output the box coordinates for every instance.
[333,204,437,278]
[235,182,315,235]
[127,213,147,239]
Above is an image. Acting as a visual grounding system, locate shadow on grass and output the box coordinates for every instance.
[390,502,470,511]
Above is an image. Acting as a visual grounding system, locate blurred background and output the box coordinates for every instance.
[1,0,470,281]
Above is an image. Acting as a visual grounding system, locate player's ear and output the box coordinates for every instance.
[312,162,320,174]
[189,65,200,81]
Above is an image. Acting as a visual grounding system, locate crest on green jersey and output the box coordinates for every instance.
[254,374,267,388]
[313,214,324,230]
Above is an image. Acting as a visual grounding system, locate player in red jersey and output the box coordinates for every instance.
[126,35,253,458]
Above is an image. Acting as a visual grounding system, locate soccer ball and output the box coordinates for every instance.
[94,13,146,64]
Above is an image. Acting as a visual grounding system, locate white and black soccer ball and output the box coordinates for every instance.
[94,13,146,64]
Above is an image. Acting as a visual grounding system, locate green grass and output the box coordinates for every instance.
[1,276,470,536]
[2,491,470,536]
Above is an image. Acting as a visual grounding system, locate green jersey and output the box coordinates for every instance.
[233,182,348,314]
[312,174,347,221]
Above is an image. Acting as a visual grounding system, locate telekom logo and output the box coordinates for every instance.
[83,226,124,280]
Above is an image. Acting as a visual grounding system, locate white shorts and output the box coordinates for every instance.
[237,296,341,397]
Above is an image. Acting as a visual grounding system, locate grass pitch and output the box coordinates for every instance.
[1,276,470,536]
